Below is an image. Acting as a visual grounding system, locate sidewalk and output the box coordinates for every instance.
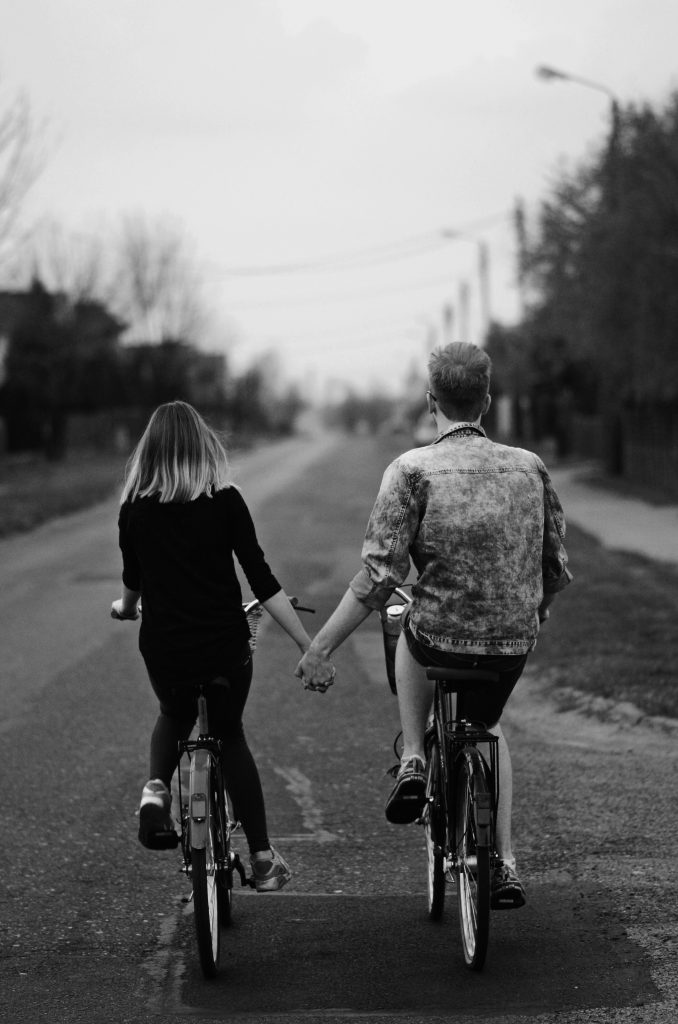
[549,462,678,567]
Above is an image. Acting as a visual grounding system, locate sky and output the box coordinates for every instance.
[2,0,678,397]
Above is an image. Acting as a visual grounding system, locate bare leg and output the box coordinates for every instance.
[394,633,434,761]
[491,723,515,867]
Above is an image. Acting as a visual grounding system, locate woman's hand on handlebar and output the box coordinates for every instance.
[111,598,140,621]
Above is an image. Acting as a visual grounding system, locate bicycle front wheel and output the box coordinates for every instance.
[190,756,222,978]
[454,747,492,970]
[423,737,445,920]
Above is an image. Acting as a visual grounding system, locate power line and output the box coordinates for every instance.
[211,212,511,278]
[214,234,447,277]
[220,273,454,311]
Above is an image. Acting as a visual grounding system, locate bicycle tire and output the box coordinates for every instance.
[191,761,222,978]
[454,747,491,970]
[423,738,446,920]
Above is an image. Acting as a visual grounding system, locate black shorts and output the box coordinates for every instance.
[404,625,527,728]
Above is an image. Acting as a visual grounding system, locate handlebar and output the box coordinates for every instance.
[243,596,315,615]
[111,596,315,621]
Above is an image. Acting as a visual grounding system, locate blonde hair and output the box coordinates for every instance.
[121,401,231,504]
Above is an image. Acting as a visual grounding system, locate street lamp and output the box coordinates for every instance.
[535,63,620,156]
[535,64,617,103]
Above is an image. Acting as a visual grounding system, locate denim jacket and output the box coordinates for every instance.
[349,425,572,655]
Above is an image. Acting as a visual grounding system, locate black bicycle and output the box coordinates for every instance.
[174,595,314,978]
[177,672,243,977]
[381,588,500,970]
[114,594,313,978]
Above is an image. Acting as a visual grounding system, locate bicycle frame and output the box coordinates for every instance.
[383,587,501,969]
[432,680,499,859]
[177,692,248,886]
[173,595,313,977]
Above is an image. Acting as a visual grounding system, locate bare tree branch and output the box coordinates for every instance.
[0,82,43,267]
[112,214,208,343]
[19,218,111,301]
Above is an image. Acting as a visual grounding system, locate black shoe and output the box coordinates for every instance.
[491,862,526,909]
[385,755,427,824]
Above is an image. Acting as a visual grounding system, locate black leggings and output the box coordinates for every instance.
[148,653,270,854]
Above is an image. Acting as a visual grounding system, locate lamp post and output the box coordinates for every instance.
[535,63,623,472]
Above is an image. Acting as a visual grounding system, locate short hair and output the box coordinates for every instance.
[121,400,231,503]
[427,342,492,420]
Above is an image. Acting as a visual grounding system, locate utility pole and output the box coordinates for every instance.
[458,280,470,341]
[478,240,491,341]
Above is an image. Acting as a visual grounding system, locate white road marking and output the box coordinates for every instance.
[273,766,340,844]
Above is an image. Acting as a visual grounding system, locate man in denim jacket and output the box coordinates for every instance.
[297,342,572,907]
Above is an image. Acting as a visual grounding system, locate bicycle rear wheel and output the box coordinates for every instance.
[423,737,445,920]
[190,755,223,978]
[454,747,492,970]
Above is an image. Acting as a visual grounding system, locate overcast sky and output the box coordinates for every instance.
[2,0,677,396]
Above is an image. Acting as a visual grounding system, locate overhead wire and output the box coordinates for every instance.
[210,212,510,278]
[213,234,447,277]
[219,273,454,311]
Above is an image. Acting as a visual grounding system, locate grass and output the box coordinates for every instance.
[530,522,678,719]
[0,451,126,537]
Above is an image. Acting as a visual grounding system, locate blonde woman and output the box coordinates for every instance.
[112,401,312,891]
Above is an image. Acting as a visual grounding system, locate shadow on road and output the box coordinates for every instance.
[176,889,657,1019]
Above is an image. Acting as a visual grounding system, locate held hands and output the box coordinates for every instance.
[295,645,336,694]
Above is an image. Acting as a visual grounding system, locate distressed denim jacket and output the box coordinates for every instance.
[349,425,572,655]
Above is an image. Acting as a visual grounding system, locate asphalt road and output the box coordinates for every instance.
[1,432,676,1024]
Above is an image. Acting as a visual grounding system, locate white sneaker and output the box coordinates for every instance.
[250,847,292,892]
[138,779,178,849]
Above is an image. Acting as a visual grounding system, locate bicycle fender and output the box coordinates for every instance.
[475,790,492,847]
[189,749,211,850]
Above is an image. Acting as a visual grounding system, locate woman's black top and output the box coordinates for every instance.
[118,486,281,683]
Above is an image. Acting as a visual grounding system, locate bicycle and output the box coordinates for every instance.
[380,587,500,971]
[172,595,315,978]
[113,594,313,978]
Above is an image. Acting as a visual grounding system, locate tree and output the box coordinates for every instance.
[0,80,42,269]
[20,218,111,302]
[522,92,678,405]
[1,279,125,457]
[111,214,209,344]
